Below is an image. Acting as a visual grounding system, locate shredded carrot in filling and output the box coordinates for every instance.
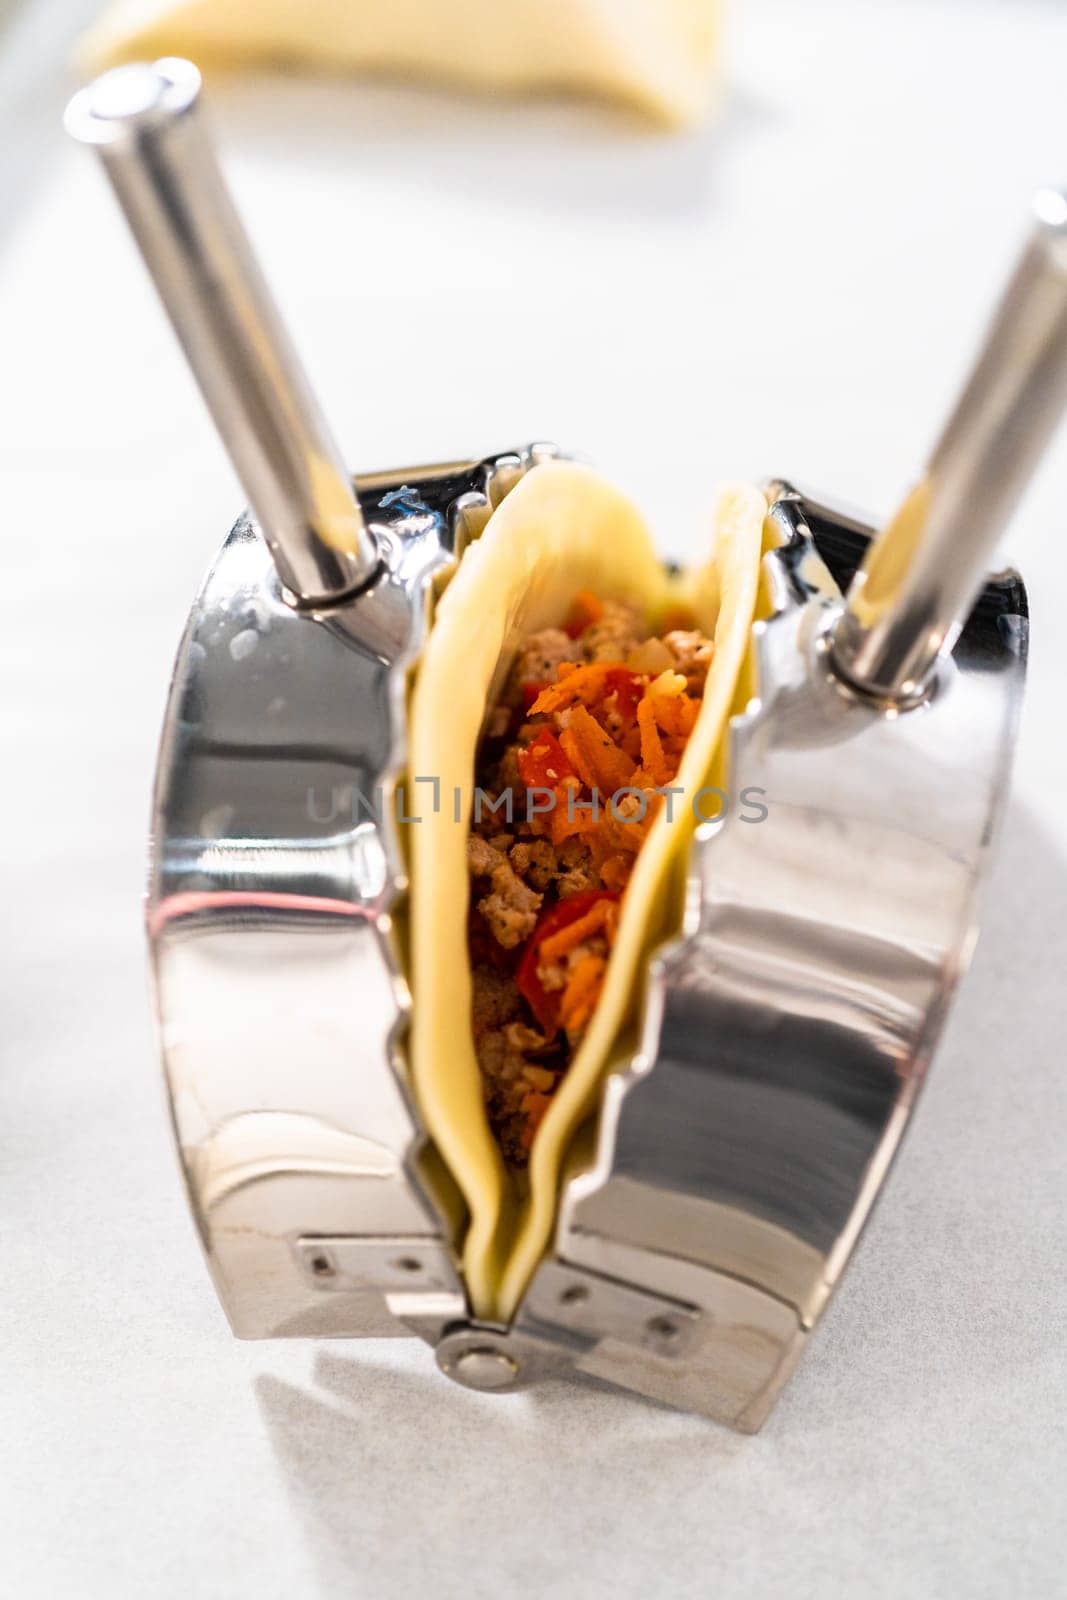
[466,595,714,1165]
[636,696,668,786]
[538,897,617,964]
[558,953,607,1036]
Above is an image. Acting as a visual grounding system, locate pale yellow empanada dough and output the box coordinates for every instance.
[80,0,721,127]
[408,460,766,1319]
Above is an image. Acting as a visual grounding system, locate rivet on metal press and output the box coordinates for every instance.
[443,1347,521,1393]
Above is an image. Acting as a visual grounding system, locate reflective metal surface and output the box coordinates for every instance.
[148,447,557,1340]
[533,489,1027,1428]
[832,188,1067,701]
[66,59,377,604]
[149,458,1026,1424]
[105,52,1038,1422]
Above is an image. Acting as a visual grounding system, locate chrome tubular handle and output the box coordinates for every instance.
[65,58,377,606]
[832,189,1067,702]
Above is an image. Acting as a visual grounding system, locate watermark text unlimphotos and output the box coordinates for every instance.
[306,780,769,827]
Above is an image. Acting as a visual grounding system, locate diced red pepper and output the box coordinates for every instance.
[517,729,576,791]
[516,889,619,1035]
[601,667,645,724]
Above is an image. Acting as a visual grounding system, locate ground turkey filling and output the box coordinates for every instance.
[467,590,715,1165]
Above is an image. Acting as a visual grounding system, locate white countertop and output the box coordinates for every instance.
[2,2,1066,1595]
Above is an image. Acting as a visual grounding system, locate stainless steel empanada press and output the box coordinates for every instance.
[67,59,1066,1429]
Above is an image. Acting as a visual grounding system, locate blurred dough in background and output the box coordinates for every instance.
[78,0,721,126]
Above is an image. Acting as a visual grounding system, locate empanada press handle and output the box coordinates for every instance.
[65,57,378,606]
[832,189,1067,701]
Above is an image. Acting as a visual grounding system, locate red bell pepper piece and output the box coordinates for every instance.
[517,728,576,791]
[516,889,619,1036]
[601,667,645,724]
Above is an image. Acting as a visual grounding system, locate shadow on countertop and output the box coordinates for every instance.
[253,794,1067,1598]
[214,73,777,225]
